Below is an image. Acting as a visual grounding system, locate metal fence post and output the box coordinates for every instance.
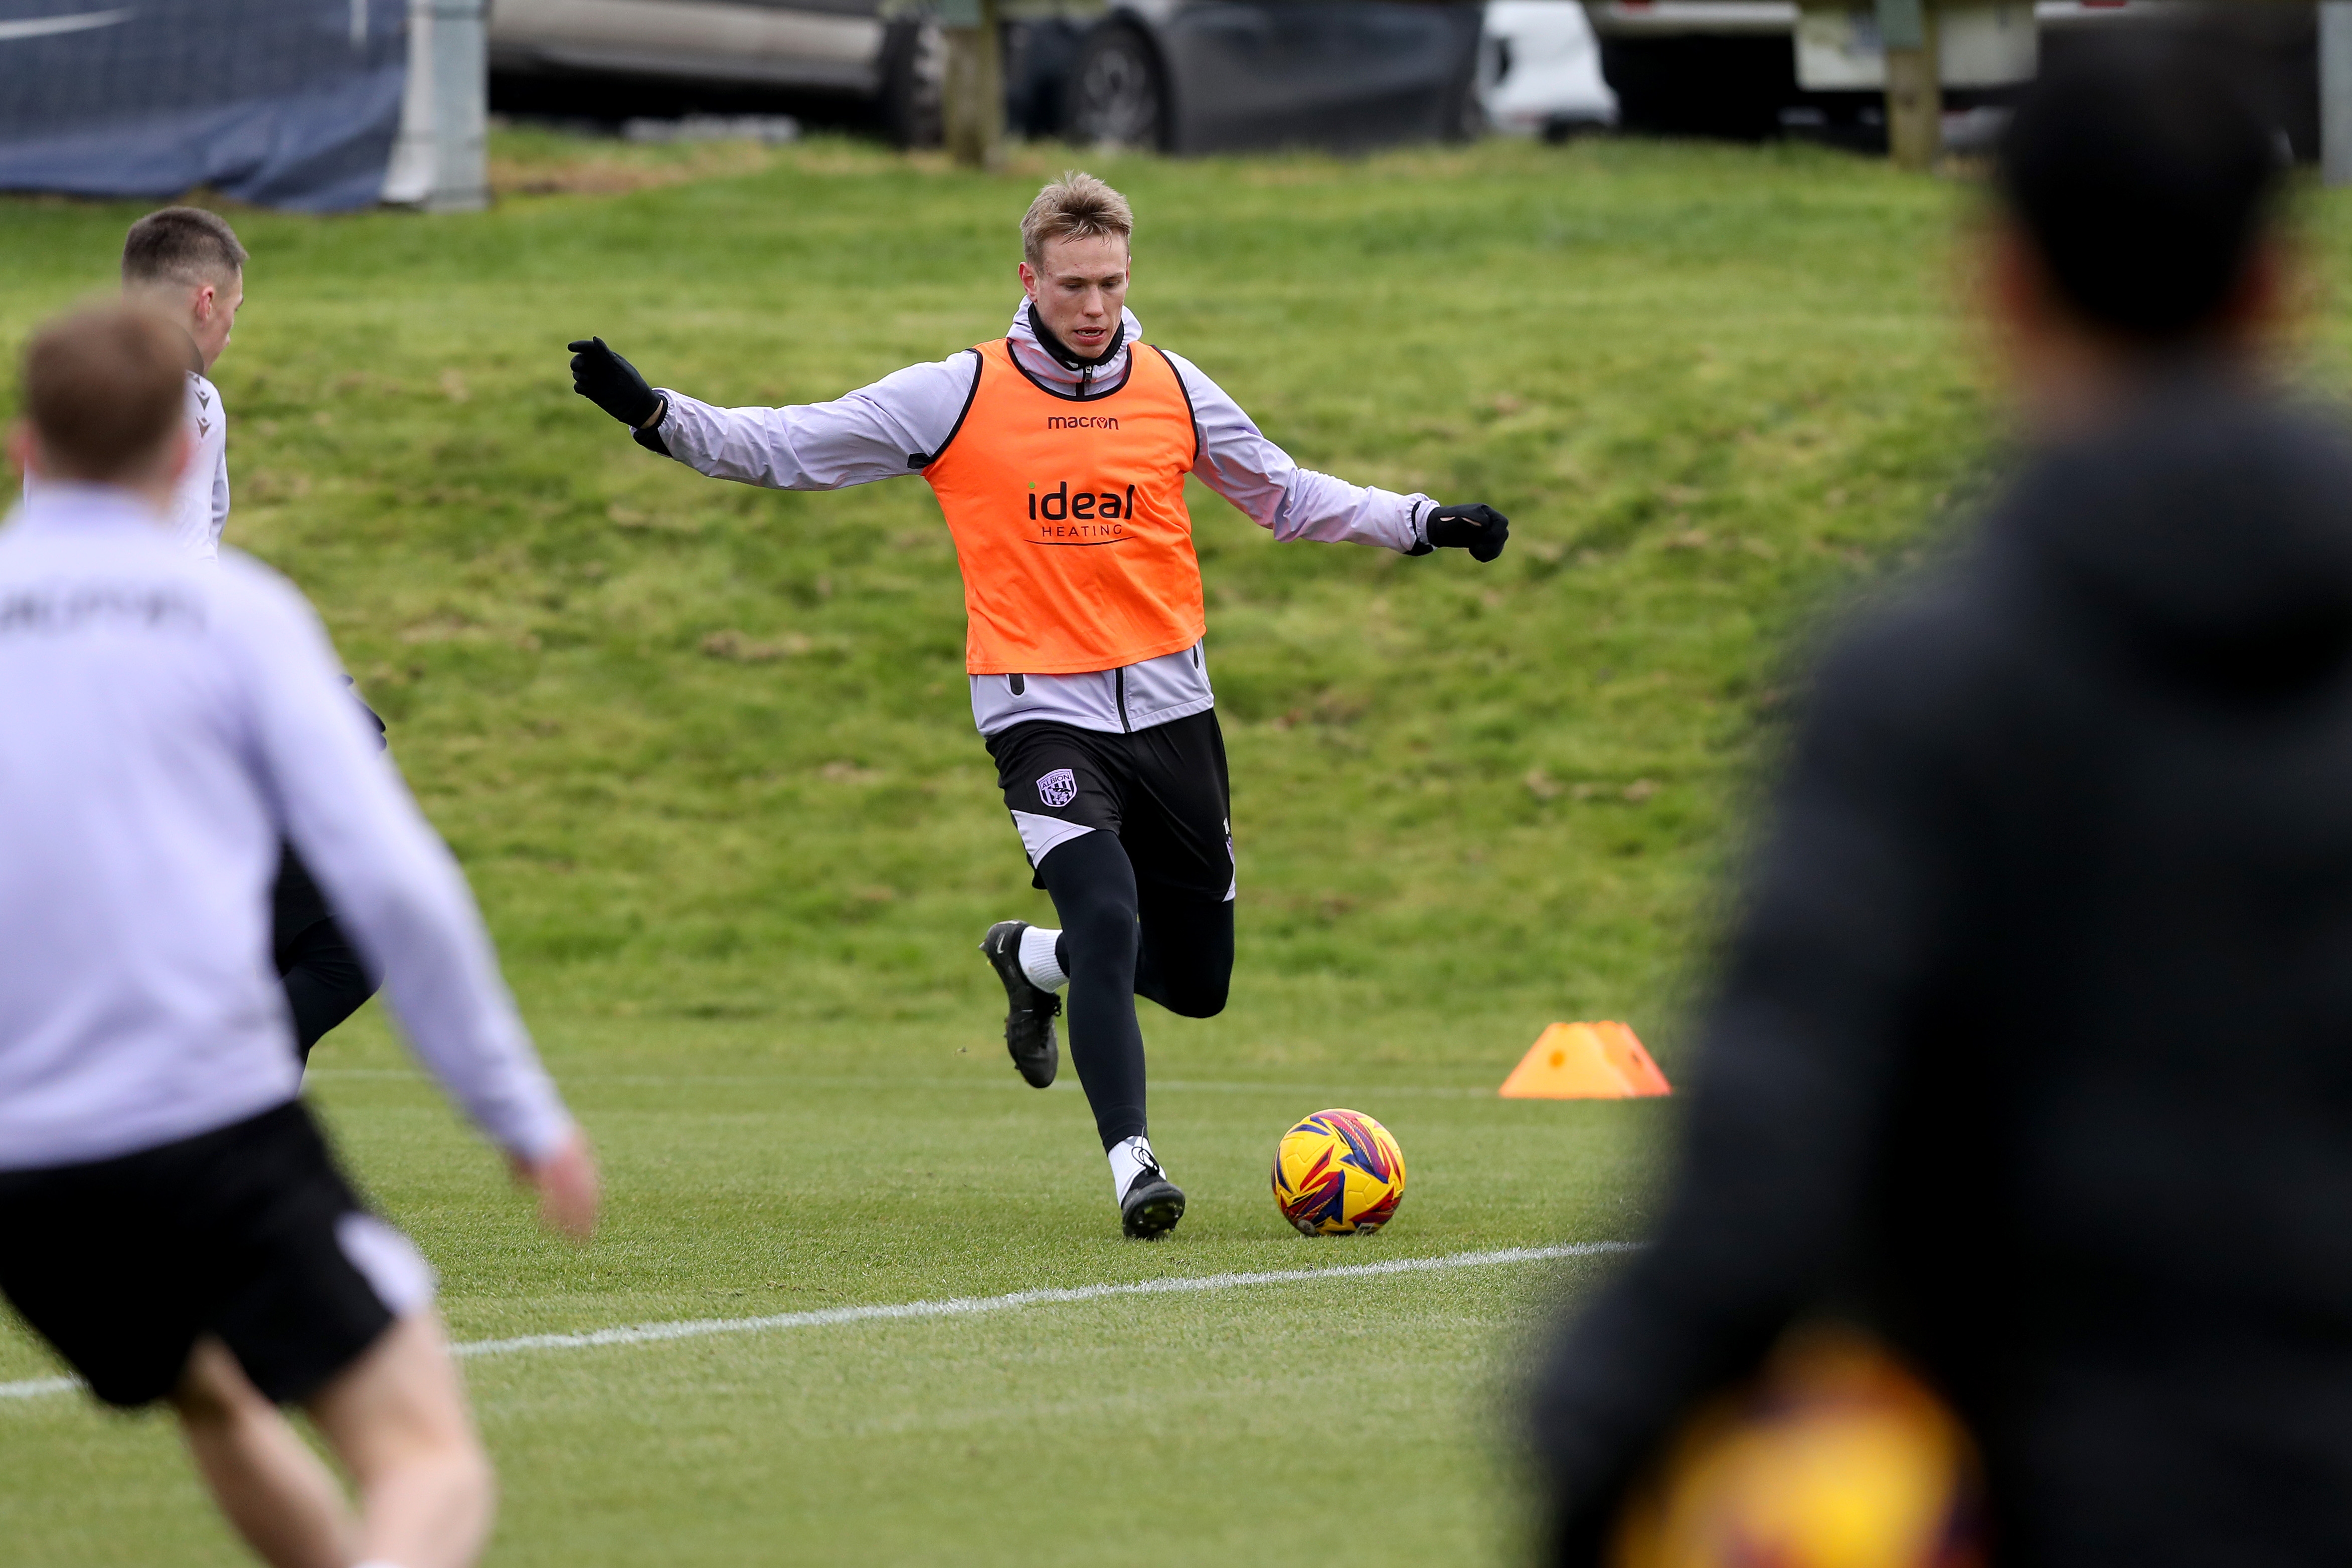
[1877,0,1940,171]
[2325,2,2352,186]
[383,0,488,211]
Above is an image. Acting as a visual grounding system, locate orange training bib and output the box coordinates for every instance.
[922,338,1204,675]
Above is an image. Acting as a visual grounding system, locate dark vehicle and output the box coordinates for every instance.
[487,0,1485,153]
[1063,1,1485,152]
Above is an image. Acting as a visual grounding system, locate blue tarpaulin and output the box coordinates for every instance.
[0,1,405,212]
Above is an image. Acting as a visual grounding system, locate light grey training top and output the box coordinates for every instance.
[0,484,572,1170]
[170,370,232,559]
[653,303,1436,737]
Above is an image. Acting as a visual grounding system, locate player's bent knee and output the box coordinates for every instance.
[443,1432,497,1506]
[1160,981,1228,1019]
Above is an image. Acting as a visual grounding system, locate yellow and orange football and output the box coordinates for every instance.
[1613,1330,1984,1568]
[1271,1108,1406,1236]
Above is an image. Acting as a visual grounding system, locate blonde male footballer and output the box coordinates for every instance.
[568,172,1508,1238]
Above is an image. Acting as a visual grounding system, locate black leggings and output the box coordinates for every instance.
[1038,829,1233,1151]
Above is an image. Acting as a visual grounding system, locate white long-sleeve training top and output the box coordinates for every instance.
[0,484,573,1170]
[172,370,232,559]
[651,303,1436,736]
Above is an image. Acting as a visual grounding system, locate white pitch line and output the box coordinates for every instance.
[0,1242,1634,1403]
[453,1242,1633,1357]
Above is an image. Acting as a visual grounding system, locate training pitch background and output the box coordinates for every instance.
[8,130,2349,1566]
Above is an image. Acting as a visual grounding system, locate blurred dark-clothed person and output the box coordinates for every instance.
[1528,31,2352,1568]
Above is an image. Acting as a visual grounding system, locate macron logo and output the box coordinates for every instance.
[1047,415,1118,430]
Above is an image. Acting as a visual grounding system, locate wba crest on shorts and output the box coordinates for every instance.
[1037,767,1079,809]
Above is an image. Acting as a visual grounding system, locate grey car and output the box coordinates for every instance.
[488,0,1485,153]
[1060,0,1485,153]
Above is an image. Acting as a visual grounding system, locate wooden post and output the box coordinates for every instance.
[941,0,1003,171]
[1877,0,1940,172]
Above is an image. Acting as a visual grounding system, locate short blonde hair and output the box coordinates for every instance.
[1021,171,1133,267]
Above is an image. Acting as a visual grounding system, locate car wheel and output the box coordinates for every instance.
[1067,23,1167,151]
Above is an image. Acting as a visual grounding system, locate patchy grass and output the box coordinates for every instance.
[0,129,2091,1566]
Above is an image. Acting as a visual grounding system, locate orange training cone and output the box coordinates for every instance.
[1498,1021,1672,1099]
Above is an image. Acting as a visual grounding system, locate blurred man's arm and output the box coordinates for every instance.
[1528,609,1974,1563]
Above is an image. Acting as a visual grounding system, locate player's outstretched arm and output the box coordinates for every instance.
[1157,349,1509,562]
[221,563,597,1242]
[565,333,981,493]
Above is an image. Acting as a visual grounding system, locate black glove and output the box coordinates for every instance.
[1423,502,1510,563]
[567,336,661,429]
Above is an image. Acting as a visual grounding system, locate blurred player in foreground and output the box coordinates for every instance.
[0,305,598,1568]
[1530,33,2352,1567]
[566,173,1509,1237]
[119,205,384,1060]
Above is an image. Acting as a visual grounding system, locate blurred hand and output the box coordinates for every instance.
[566,336,662,428]
[1425,502,1510,563]
[513,1128,600,1242]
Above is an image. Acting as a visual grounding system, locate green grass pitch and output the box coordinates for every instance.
[12,129,2337,1565]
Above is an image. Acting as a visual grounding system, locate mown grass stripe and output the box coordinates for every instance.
[304,1069,1501,1098]
[0,1242,1634,1402]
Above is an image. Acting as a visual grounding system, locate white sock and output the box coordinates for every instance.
[1019,924,1067,992]
[1108,1135,1161,1203]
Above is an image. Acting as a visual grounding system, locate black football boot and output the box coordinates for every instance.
[1120,1158,1187,1240]
[980,920,1060,1089]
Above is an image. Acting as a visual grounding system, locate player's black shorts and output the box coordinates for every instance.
[987,709,1235,899]
[0,1101,432,1409]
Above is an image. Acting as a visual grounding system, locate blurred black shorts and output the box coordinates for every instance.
[986,710,1235,900]
[0,1101,433,1409]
